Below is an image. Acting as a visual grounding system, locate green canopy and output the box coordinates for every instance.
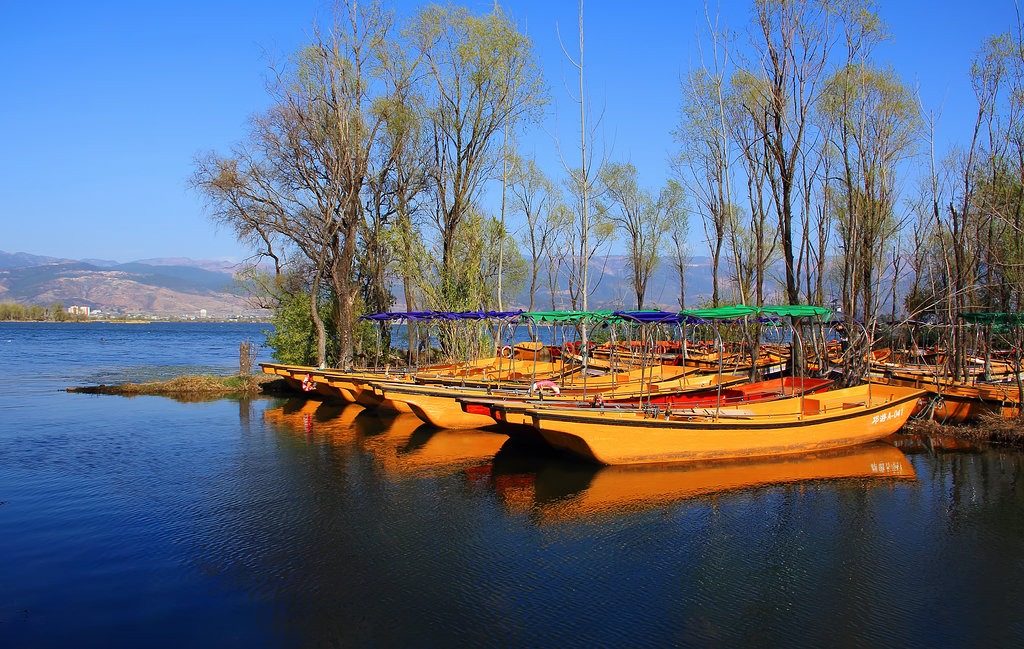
[760,304,831,319]
[521,310,616,323]
[958,312,1024,325]
[682,305,760,320]
[680,304,830,320]
[522,305,831,323]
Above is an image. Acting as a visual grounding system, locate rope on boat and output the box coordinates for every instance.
[913,393,942,421]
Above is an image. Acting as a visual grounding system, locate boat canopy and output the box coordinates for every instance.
[359,305,830,324]
[683,305,760,320]
[520,310,616,323]
[358,310,523,322]
[679,304,830,321]
[958,312,1024,325]
[611,310,688,324]
[760,304,831,318]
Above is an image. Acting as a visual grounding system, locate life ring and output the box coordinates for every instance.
[500,345,513,358]
[301,373,316,392]
[529,380,561,396]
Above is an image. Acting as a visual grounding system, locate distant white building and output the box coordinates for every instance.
[199,309,208,318]
[67,305,90,316]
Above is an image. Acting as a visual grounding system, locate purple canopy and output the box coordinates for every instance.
[358,310,523,323]
[612,310,688,325]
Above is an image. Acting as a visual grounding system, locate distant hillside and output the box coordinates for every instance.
[0,251,256,318]
[505,255,774,311]
[0,249,784,317]
[0,251,63,271]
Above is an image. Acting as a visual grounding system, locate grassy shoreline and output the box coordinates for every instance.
[67,374,292,399]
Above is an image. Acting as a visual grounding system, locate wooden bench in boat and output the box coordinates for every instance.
[671,407,756,420]
[801,395,868,414]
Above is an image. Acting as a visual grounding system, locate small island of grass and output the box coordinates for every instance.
[67,373,292,400]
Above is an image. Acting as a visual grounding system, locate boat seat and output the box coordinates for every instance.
[676,407,755,418]
[803,397,867,413]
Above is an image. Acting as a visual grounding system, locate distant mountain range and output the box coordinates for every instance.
[0,251,257,318]
[512,254,732,311]
[0,249,753,318]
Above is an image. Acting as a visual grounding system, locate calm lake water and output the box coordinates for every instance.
[2,322,1024,648]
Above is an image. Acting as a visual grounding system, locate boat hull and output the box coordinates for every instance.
[526,385,925,465]
[370,383,498,429]
[876,373,1022,423]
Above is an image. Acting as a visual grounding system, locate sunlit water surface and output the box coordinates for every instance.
[2,322,1024,648]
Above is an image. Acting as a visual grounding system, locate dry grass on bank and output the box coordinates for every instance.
[904,413,1024,447]
[67,373,288,401]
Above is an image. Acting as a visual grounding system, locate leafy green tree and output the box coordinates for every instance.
[264,274,338,366]
[409,3,546,308]
[601,163,679,310]
[0,303,26,321]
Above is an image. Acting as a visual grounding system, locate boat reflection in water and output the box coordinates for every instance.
[263,401,918,518]
[263,400,507,476]
[363,414,507,477]
[889,431,979,454]
[487,441,917,519]
[263,398,368,442]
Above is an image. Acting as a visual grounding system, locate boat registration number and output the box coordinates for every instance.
[870,461,904,474]
[871,408,904,425]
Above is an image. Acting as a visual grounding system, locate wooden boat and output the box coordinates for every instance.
[261,362,317,392]
[370,371,750,429]
[606,376,833,406]
[871,350,1015,381]
[462,377,834,430]
[873,371,1022,423]
[414,359,702,391]
[679,347,788,375]
[262,365,420,411]
[513,383,925,465]
[369,381,504,429]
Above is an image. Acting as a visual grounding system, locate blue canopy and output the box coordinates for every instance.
[612,310,689,325]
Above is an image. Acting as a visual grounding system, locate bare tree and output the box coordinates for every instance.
[193,0,411,367]
[741,0,847,305]
[821,62,919,322]
[510,155,561,312]
[665,185,693,308]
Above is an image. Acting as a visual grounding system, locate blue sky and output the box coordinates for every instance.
[1,1,1019,263]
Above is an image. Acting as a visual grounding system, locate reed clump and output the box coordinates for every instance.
[904,414,1024,447]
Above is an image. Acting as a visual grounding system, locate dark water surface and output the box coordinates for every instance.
[2,322,1024,648]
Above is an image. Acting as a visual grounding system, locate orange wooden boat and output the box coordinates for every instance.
[515,383,925,465]
[874,371,1022,423]
[460,377,833,437]
[368,371,749,429]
